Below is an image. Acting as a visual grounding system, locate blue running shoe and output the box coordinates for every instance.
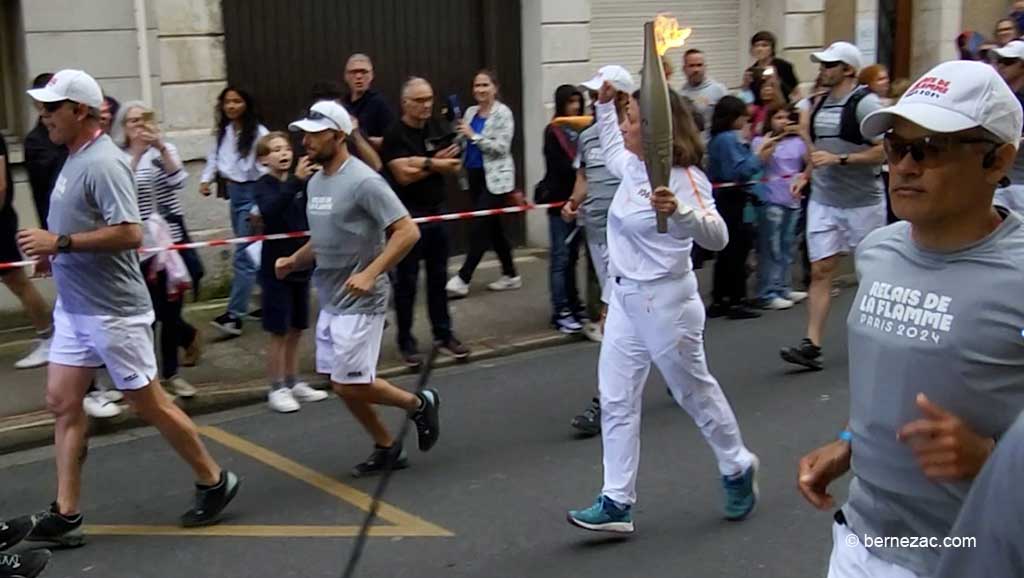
[567,495,635,534]
[722,454,760,521]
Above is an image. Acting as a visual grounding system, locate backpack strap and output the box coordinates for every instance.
[839,86,871,146]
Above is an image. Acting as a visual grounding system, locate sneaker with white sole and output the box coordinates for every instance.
[786,291,808,304]
[165,376,197,398]
[763,297,794,310]
[567,495,634,534]
[582,322,603,342]
[291,382,329,403]
[104,389,124,403]
[445,275,470,298]
[83,391,122,419]
[487,275,522,291]
[268,387,300,413]
[553,312,583,334]
[14,338,50,370]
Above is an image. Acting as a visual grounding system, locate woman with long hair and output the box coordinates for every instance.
[117,101,203,398]
[566,80,758,534]
[200,86,269,337]
[447,69,521,297]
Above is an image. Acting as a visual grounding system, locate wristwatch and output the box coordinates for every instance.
[423,157,433,172]
[56,234,73,254]
[839,154,850,166]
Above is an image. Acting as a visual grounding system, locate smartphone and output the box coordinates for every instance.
[447,94,463,121]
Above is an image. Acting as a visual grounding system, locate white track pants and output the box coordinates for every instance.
[599,273,754,506]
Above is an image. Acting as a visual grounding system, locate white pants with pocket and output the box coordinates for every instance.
[827,522,925,578]
[599,273,754,506]
[315,311,385,385]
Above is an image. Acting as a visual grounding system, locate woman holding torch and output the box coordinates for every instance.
[566,79,759,534]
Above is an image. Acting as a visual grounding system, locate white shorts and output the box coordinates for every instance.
[49,301,158,391]
[827,522,924,578]
[806,200,886,262]
[994,185,1024,214]
[315,311,384,385]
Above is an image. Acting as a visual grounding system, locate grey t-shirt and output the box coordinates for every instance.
[810,89,885,208]
[843,211,1024,576]
[48,135,151,317]
[306,157,409,316]
[934,410,1024,578]
[678,78,727,136]
[573,124,620,242]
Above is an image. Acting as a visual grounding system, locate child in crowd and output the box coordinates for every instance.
[752,105,809,310]
[254,132,329,413]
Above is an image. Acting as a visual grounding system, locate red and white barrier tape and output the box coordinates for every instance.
[0,174,801,271]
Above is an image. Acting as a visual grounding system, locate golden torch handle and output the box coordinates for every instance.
[640,21,673,234]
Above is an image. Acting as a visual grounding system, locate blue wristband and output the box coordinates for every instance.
[839,430,853,443]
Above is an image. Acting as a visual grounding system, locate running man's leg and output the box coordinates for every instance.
[47,363,96,516]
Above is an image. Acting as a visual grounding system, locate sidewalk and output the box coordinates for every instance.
[0,249,593,448]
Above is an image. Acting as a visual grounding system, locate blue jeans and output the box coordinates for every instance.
[227,181,259,318]
[756,204,801,302]
[548,215,582,318]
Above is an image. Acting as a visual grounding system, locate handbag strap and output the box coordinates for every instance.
[549,124,577,161]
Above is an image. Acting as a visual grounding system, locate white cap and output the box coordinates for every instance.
[993,39,1024,60]
[581,65,636,94]
[26,69,103,109]
[289,100,353,135]
[860,60,1023,149]
[811,42,863,70]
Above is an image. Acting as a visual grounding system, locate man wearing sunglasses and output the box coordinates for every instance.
[6,70,239,549]
[797,59,1024,578]
[991,39,1024,213]
[782,41,887,371]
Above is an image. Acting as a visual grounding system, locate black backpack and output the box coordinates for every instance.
[809,86,871,146]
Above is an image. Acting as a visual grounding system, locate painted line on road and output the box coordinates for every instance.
[84,524,447,538]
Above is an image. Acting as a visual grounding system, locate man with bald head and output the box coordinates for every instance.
[381,77,469,368]
[343,53,394,151]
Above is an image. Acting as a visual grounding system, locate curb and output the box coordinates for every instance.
[0,330,584,456]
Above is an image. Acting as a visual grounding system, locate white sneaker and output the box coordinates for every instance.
[786,291,808,304]
[764,297,795,310]
[14,338,50,370]
[291,382,329,403]
[83,391,122,419]
[487,275,522,292]
[268,387,300,413]
[104,389,125,403]
[446,275,470,298]
[165,376,197,398]
[582,322,603,343]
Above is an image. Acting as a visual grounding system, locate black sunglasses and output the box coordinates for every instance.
[997,57,1021,67]
[820,61,843,69]
[42,100,72,113]
[307,110,341,131]
[883,133,999,164]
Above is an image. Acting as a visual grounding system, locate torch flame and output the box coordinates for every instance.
[653,13,692,56]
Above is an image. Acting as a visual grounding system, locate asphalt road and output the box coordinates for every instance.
[0,291,856,578]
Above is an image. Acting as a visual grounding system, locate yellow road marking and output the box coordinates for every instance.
[84,425,452,538]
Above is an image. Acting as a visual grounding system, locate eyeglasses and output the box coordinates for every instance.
[307,110,341,130]
[883,133,999,165]
[997,57,1021,67]
[42,100,71,113]
[820,61,843,69]
[346,68,371,75]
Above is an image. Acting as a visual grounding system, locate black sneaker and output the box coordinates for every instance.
[25,503,84,548]
[571,397,601,437]
[0,515,33,550]
[351,443,409,478]
[400,348,423,370]
[410,388,441,452]
[210,313,243,337]
[0,549,51,578]
[246,308,263,320]
[436,337,470,361]
[180,471,240,528]
[780,338,823,370]
[707,302,728,318]
[726,305,761,320]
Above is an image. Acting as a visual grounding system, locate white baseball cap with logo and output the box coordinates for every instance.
[993,39,1024,60]
[289,100,354,135]
[860,60,1024,149]
[581,65,636,94]
[26,69,103,109]
[811,41,864,70]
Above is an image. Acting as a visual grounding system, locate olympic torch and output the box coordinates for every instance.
[641,15,691,233]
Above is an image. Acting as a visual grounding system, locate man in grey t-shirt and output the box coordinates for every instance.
[678,49,727,138]
[278,100,442,477]
[797,60,1024,578]
[781,42,887,371]
[9,70,238,548]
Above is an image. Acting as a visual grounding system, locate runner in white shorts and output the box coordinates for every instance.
[5,70,238,550]
[781,43,886,370]
[991,40,1024,213]
[798,59,1024,578]
[277,100,441,478]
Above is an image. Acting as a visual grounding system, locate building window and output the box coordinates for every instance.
[0,0,21,138]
